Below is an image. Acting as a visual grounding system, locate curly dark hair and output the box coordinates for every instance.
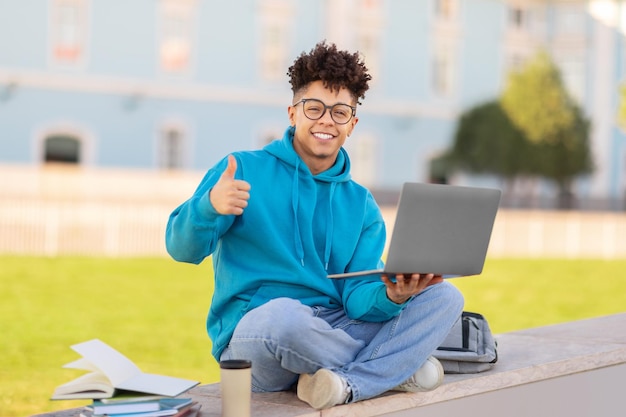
[287,41,371,104]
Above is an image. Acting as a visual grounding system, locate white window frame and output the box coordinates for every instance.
[158,0,196,75]
[433,0,458,23]
[323,0,385,85]
[554,4,587,37]
[258,0,294,83]
[555,53,587,105]
[48,0,89,68]
[430,40,458,99]
[343,132,378,187]
[508,4,530,32]
[34,124,94,166]
[157,121,190,170]
[355,0,384,86]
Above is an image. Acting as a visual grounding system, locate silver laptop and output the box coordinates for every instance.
[328,182,501,279]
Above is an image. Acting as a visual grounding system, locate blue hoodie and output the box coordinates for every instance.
[166,126,408,360]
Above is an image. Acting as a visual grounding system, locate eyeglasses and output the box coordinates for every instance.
[292,98,356,125]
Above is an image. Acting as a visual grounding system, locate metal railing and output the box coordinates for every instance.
[1,199,624,258]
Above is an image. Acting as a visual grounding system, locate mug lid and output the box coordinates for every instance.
[219,359,252,369]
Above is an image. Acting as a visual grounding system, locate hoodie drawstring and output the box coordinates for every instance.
[323,182,336,270]
[292,159,305,266]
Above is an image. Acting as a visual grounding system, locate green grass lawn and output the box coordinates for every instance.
[1,256,625,417]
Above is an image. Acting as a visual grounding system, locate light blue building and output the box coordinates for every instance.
[0,0,624,208]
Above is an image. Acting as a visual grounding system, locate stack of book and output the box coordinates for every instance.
[80,396,200,417]
[51,339,202,417]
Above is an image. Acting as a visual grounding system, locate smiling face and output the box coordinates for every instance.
[288,80,358,175]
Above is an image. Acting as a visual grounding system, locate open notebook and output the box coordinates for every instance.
[328,182,501,279]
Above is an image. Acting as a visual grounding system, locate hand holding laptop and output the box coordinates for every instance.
[382,273,444,304]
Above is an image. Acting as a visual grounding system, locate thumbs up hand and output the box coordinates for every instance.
[209,155,251,215]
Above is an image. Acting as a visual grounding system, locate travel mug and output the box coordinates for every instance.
[219,359,252,417]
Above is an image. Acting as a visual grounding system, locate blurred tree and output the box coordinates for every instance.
[501,50,593,207]
[501,50,575,145]
[446,100,529,180]
[445,51,593,209]
[527,105,593,208]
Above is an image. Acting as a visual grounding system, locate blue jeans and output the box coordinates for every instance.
[220,281,464,402]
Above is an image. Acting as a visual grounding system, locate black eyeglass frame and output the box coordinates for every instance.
[292,98,357,125]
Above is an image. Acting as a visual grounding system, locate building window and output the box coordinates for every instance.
[434,0,457,22]
[508,5,529,31]
[258,0,293,82]
[355,0,384,84]
[343,133,377,187]
[260,23,288,81]
[557,57,586,104]
[159,126,186,170]
[432,45,456,97]
[555,5,586,36]
[50,0,88,65]
[159,0,195,73]
[323,0,384,85]
[430,0,459,98]
[504,52,530,75]
[44,135,81,163]
[355,31,380,84]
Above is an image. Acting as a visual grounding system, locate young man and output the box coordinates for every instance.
[166,42,464,409]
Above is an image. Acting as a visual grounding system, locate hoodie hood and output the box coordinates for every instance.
[264,126,352,183]
[263,126,351,268]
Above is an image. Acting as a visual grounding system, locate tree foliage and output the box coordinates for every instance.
[528,105,593,185]
[445,51,593,207]
[446,100,530,179]
[500,50,576,145]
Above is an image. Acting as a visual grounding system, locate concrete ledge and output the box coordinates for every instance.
[35,313,626,417]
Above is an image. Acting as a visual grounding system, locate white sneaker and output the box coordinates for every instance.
[297,369,351,409]
[394,356,444,392]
